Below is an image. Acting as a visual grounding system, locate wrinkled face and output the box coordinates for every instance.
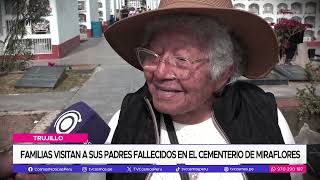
[143,30,220,115]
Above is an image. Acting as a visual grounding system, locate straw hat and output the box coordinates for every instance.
[104,0,278,79]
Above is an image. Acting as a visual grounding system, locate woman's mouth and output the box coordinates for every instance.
[154,86,183,99]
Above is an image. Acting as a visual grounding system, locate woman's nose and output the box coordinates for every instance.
[154,57,176,80]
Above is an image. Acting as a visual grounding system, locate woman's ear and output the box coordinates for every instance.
[213,65,235,94]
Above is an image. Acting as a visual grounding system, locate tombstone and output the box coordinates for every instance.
[15,66,66,88]
[295,123,320,144]
[291,42,310,67]
[274,65,308,81]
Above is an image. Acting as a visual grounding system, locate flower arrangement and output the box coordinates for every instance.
[274,18,311,43]
[273,18,312,61]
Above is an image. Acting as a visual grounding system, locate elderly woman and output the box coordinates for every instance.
[105,0,295,180]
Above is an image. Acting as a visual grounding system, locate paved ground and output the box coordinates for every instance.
[0,92,75,112]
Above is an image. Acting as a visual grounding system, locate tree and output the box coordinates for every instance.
[0,0,50,72]
[297,63,320,121]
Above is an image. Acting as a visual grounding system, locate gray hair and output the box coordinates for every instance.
[142,14,246,81]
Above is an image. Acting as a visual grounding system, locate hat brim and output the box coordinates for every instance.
[104,7,278,79]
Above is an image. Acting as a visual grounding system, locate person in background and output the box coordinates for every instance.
[128,7,137,17]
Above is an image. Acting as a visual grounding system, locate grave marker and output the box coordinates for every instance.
[15,66,66,88]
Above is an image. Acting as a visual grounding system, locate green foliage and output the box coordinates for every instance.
[0,0,50,72]
[296,63,320,120]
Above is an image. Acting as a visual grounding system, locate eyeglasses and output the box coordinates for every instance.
[135,47,209,79]
[135,47,208,71]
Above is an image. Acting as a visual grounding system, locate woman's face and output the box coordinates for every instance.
[144,29,222,116]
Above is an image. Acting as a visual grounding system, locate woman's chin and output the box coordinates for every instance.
[153,100,183,115]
